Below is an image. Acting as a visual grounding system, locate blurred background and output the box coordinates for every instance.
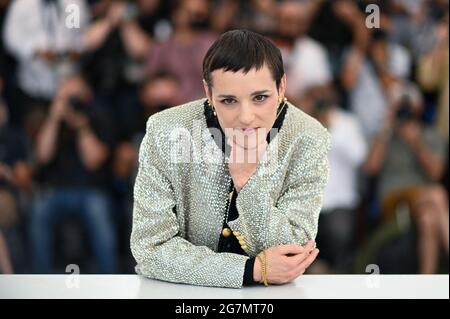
[0,0,448,275]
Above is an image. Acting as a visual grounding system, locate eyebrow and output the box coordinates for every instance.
[217,90,271,99]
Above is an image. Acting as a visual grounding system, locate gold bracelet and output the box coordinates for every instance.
[256,254,265,284]
[256,254,264,284]
[257,252,269,286]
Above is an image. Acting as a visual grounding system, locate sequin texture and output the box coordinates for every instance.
[130,98,331,288]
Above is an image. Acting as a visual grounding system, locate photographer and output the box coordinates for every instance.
[3,0,89,129]
[272,0,332,103]
[83,0,158,93]
[145,0,216,103]
[0,80,32,274]
[30,75,117,274]
[364,81,448,274]
[300,85,368,273]
[341,25,411,141]
[82,0,161,148]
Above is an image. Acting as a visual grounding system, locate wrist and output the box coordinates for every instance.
[411,138,424,152]
[77,124,91,136]
[47,114,62,126]
[257,251,269,286]
[378,126,393,141]
[253,257,262,283]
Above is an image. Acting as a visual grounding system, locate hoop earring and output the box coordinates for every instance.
[278,96,287,106]
[276,97,288,119]
[207,100,217,116]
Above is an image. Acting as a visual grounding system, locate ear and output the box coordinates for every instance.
[279,74,287,100]
[203,79,212,101]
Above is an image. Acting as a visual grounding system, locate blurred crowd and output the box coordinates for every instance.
[0,0,448,275]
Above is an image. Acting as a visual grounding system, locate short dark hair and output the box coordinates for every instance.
[202,29,285,91]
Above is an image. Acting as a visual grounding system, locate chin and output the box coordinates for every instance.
[236,140,260,150]
[236,144,251,150]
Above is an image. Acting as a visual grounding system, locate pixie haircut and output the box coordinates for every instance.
[202,29,285,91]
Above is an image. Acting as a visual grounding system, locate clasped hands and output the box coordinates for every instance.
[254,240,319,285]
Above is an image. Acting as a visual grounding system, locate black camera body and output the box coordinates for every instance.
[68,95,88,114]
[396,96,415,121]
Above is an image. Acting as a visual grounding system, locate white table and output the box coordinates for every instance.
[0,275,448,299]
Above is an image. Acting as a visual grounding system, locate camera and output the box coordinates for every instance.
[123,1,138,21]
[68,95,88,114]
[396,95,414,121]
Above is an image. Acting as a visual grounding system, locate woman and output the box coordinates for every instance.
[131,30,331,288]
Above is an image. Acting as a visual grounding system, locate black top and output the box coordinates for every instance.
[203,98,288,286]
[36,104,115,189]
[0,124,28,189]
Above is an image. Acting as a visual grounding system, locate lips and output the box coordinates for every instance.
[241,128,258,135]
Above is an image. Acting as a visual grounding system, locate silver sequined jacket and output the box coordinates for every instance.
[130,98,331,288]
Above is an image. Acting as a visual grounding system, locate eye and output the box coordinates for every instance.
[254,94,269,102]
[220,98,236,105]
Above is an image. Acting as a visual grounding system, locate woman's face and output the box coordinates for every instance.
[204,64,286,150]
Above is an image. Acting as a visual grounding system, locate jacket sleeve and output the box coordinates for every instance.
[228,127,331,256]
[130,118,249,288]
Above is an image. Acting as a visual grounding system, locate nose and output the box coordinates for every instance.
[238,103,255,127]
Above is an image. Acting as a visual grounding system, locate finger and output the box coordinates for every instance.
[289,249,319,281]
[305,239,316,252]
[228,135,238,149]
[280,240,315,256]
[278,244,304,255]
[288,249,311,265]
[297,248,320,272]
[227,133,237,146]
[295,240,315,255]
[257,137,268,148]
[228,137,238,162]
[288,240,316,264]
[227,138,234,160]
[289,246,319,269]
